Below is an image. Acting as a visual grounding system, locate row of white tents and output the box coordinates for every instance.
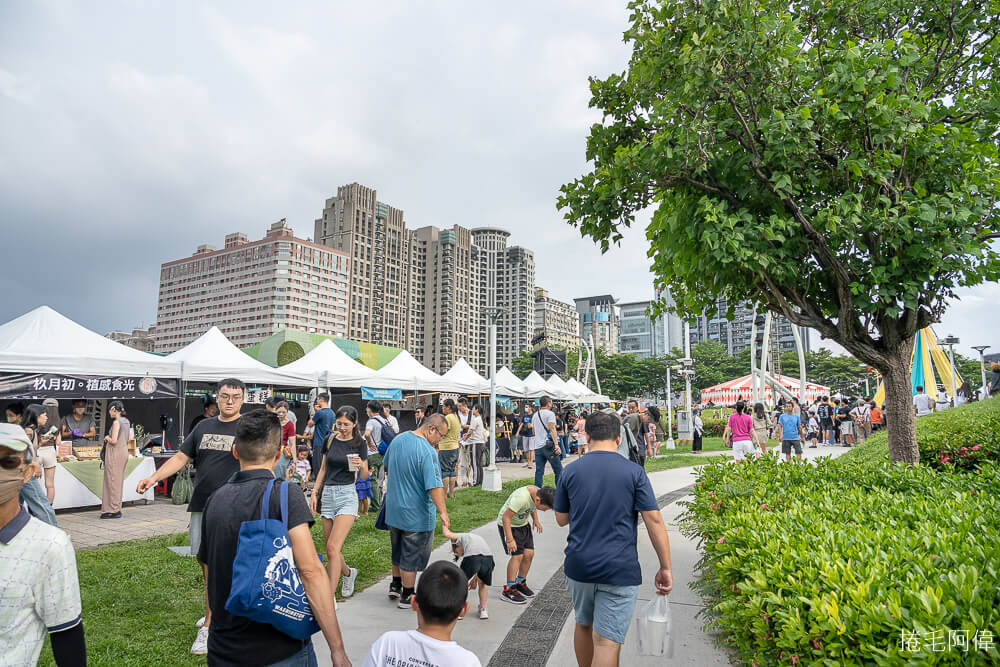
[0,307,611,403]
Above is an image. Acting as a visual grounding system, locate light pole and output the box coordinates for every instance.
[972,345,990,399]
[939,334,960,406]
[664,363,675,450]
[483,307,506,492]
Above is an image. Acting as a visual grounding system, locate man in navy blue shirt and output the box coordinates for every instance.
[554,411,672,666]
[307,393,335,480]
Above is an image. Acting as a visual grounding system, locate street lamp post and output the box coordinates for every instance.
[483,307,506,492]
[664,364,675,450]
[972,345,991,399]
[939,334,960,406]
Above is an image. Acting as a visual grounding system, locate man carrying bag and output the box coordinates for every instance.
[199,409,351,666]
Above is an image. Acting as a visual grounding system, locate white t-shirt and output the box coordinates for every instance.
[362,629,481,667]
[387,415,400,432]
[454,532,492,558]
[465,415,486,444]
[913,393,936,416]
[0,509,82,666]
[530,409,557,451]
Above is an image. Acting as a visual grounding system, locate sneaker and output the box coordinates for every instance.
[195,616,206,628]
[190,626,209,655]
[501,586,527,605]
[341,567,359,598]
[398,591,414,609]
[388,581,402,600]
[479,606,489,620]
[514,581,535,598]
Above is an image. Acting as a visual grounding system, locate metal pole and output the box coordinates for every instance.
[972,346,990,398]
[749,307,758,404]
[483,318,502,492]
[664,317,674,449]
[947,341,958,406]
[592,332,603,397]
[683,321,692,415]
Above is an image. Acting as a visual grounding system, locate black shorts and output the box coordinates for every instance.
[389,527,434,573]
[498,524,534,556]
[782,439,803,455]
[819,418,833,430]
[460,555,495,586]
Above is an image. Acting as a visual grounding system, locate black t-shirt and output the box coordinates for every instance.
[180,416,241,513]
[837,406,850,422]
[199,471,314,666]
[323,435,368,486]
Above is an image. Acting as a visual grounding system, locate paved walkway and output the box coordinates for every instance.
[311,443,848,666]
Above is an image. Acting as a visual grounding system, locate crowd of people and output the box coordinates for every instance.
[0,378,674,666]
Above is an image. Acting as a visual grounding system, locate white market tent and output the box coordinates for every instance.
[521,371,554,399]
[0,306,181,377]
[440,358,491,394]
[544,374,575,401]
[166,327,312,386]
[366,350,445,391]
[494,366,528,397]
[277,339,377,389]
[565,378,592,399]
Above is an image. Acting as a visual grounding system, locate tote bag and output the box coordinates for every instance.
[224,479,321,640]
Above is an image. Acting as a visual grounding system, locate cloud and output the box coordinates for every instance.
[204,9,315,92]
[0,68,34,103]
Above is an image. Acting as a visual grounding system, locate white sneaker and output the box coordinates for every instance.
[341,567,359,598]
[195,616,205,628]
[190,626,209,655]
[479,606,489,620]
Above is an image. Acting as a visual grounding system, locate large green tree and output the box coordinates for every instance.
[559,0,1000,463]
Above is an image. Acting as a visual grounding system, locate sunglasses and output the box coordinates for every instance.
[0,454,25,471]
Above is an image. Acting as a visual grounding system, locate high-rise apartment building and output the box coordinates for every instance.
[575,295,620,355]
[105,326,157,353]
[155,221,350,351]
[533,287,578,350]
[618,289,688,359]
[688,298,810,357]
[472,228,535,370]
[314,183,408,347]
[407,225,480,373]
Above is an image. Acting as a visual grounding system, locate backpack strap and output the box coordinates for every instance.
[260,479,276,522]
[279,480,289,529]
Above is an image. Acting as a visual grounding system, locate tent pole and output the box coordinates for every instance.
[483,319,502,492]
[178,380,187,440]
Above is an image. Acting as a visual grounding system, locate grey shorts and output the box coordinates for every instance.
[389,527,434,573]
[781,439,803,455]
[439,448,458,478]
[189,511,203,556]
[564,575,639,645]
[321,483,358,520]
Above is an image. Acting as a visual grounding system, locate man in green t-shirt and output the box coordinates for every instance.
[496,484,555,604]
[438,399,462,498]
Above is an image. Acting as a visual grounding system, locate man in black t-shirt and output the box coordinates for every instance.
[137,377,246,656]
[199,409,350,666]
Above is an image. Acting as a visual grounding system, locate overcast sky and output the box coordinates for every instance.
[1,1,997,359]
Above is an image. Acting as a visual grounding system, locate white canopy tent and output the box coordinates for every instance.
[366,350,445,391]
[0,306,181,377]
[166,327,312,386]
[277,340,377,389]
[521,371,554,399]
[440,358,491,394]
[544,374,575,401]
[493,366,528,398]
[564,378,592,399]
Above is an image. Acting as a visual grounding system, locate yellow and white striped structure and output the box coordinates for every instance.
[873,327,963,405]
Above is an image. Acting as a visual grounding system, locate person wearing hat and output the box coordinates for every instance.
[0,423,86,665]
[6,403,57,526]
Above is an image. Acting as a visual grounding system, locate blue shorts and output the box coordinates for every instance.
[438,448,459,478]
[320,483,358,519]
[564,575,639,645]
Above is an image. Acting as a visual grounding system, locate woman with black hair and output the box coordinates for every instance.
[101,400,131,518]
[723,400,759,462]
[752,402,772,457]
[309,404,369,600]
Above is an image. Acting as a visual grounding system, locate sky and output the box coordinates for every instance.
[1,1,997,359]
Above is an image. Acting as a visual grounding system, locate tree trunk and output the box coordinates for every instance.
[880,347,920,465]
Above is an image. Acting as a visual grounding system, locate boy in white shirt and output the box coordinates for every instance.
[806,411,820,448]
[444,527,495,620]
[363,560,481,667]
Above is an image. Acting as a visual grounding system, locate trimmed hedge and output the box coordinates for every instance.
[844,398,1000,471]
[679,456,1000,665]
[665,417,726,438]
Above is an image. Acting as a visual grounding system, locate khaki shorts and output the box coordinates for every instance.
[36,445,57,469]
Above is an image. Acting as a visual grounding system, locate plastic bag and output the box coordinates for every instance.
[635,594,673,657]
[172,465,194,506]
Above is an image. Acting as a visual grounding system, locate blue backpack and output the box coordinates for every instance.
[225,480,320,640]
[375,416,397,455]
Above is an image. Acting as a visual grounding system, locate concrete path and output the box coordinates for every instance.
[311,443,850,666]
[55,497,191,549]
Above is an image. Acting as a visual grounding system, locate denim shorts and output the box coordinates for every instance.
[438,448,459,477]
[266,642,316,666]
[320,483,358,520]
[389,527,434,572]
[564,575,639,645]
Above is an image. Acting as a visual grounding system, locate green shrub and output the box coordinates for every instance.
[679,456,1000,665]
[665,416,726,437]
[841,399,1000,471]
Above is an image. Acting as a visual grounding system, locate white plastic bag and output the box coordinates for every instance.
[635,594,673,657]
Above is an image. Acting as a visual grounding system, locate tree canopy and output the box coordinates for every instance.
[559,0,1000,462]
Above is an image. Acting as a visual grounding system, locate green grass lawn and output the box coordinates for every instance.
[40,451,722,666]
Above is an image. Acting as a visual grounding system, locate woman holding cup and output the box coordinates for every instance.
[309,405,369,600]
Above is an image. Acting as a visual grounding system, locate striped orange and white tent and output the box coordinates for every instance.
[699,374,830,405]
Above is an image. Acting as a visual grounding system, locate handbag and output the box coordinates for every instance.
[224,480,321,640]
[375,502,388,530]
